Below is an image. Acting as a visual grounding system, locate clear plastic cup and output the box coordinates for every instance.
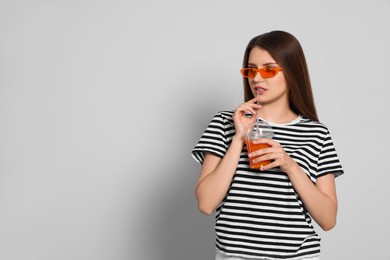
[245,119,274,169]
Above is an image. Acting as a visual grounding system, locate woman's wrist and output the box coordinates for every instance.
[232,134,246,146]
[283,158,302,177]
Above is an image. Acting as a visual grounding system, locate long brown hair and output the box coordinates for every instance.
[242,31,318,121]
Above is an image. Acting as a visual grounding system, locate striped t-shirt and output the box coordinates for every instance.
[192,111,344,260]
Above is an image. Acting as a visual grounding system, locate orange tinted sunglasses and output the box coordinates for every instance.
[240,67,283,79]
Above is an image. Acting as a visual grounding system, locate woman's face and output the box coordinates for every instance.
[247,47,288,106]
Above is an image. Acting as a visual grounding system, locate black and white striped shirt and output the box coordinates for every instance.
[192,110,344,260]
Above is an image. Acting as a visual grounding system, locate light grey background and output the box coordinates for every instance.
[0,0,389,259]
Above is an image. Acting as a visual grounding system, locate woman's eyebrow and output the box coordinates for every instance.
[248,62,278,67]
[263,62,278,66]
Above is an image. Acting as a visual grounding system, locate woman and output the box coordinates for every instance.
[192,31,344,260]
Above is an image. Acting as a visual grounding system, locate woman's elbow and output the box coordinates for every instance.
[320,219,336,231]
[195,190,216,215]
[198,202,215,216]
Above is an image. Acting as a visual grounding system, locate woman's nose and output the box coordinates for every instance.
[253,71,264,82]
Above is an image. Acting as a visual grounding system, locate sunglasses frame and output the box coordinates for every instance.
[240,67,283,79]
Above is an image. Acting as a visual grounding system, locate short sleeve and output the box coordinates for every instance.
[191,112,229,165]
[317,129,344,178]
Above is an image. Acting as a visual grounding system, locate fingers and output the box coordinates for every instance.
[236,104,256,116]
[248,147,277,163]
[233,99,262,137]
[258,161,278,172]
[235,100,262,116]
[248,96,260,104]
[250,152,282,171]
[247,139,288,171]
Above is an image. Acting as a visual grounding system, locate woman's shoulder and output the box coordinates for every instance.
[208,110,235,128]
[298,117,331,132]
[217,110,235,118]
[211,110,234,120]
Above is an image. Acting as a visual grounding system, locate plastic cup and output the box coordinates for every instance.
[245,119,274,169]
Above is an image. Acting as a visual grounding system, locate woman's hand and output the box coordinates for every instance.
[233,97,262,138]
[248,138,297,173]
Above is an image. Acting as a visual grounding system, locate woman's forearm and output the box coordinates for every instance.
[195,135,245,215]
[286,162,338,231]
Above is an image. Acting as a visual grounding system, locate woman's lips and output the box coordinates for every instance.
[254,86,267,95]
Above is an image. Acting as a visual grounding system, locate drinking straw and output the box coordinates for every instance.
[256,94,260,134]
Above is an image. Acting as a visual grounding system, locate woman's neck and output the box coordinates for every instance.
[256,103,298,124]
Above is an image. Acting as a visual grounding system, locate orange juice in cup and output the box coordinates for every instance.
[245,119,274,169]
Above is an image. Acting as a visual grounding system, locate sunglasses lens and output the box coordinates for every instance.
[248,69,258,78]
[241,68,281,78]
[260,68,276,78]
[241,69,257,78]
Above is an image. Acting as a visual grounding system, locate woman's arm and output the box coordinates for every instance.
[195,98,261,215]
[195,135,245,215]
[249,139,338,230]
[285,163,338,231]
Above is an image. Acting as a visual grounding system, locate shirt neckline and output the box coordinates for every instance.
[257,115,303,126]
